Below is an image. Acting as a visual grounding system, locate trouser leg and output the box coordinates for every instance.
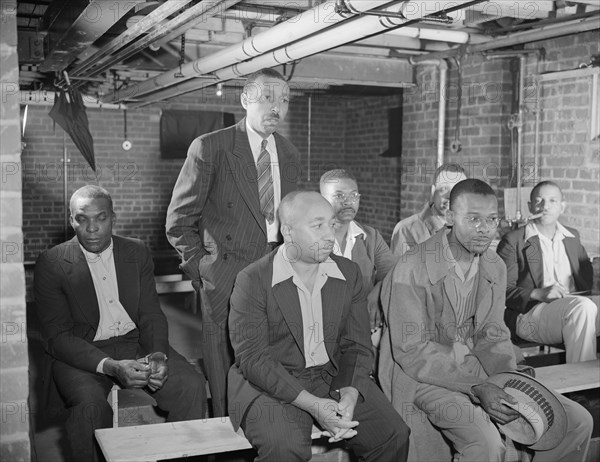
[531,394,593,462]
[200,288,233,417]
[414,382,505,462]
[52,361,114,462]
[517,296,599,362]
[152,346,207,421]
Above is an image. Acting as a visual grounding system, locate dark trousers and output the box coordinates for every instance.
[52,335,206,462]
[240,365,410,462]
[199,287,234,417]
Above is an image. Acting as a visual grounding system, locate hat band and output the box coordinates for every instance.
[505,378,554,427]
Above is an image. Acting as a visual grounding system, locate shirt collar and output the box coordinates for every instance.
[272,244,346,287]
[525,222,574,242]
[246,119,275,152]
[79,238,114,264]
[442,231,479,282]
[346,220,366,241]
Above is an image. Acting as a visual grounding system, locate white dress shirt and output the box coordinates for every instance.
[273,245,347,367]
[525,222,575,293]
[80,240,136,373]
[332,220,365,259]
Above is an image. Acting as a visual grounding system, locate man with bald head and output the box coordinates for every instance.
[35,185,206,461]
[228,191,409,462]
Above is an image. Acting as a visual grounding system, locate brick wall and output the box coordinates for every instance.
[21,30,600,296]
[522,30,600,256]
[0,2,31,460]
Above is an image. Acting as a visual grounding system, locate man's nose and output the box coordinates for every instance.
[86,219,99,233]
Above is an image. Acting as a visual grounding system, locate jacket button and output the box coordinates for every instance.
[226,235,232,240]
[227,202,234,208]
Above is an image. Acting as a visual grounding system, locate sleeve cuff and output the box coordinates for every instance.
[97,357,110,375]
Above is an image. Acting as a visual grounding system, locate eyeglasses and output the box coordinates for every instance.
[331,192,361,203]
[455,213,501,229]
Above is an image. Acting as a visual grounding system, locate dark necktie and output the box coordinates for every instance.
[257,139,274,223]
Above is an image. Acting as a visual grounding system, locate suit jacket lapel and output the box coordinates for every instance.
[63,238,100,327]
[321,278,343,359]
[113,237,138,318]
[562,236,580,277]
[272,279,304,355]
[274,133,297,197]
[227,119,267,235]
[524,236,544,288]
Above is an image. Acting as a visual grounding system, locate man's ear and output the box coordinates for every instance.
[446,209,455,226]
[430,184,436,199]
[559,201,566,215]
[68,214,75,229]
[527,200,535,214]
[240,91,248,110]
[281,223,291,241]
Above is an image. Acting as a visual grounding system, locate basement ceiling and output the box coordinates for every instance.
[17,0,600,106]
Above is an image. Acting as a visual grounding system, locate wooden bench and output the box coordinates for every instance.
[95,417,327,462]
[154,274,197,313]
[535,359,600,394]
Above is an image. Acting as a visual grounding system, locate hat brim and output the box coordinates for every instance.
[487,371,567,450]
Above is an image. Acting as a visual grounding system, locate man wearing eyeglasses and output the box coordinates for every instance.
[320,169,397,345]
[497,180,599,363]
[391,163,466,256]
[378,179,592,462]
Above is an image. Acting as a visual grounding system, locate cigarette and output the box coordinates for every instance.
[528,212,543,221]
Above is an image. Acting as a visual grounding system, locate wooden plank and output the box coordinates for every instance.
[535,359,600,394]
[154,274,183,283]
[155,280,194,294]
[96,417,325,462]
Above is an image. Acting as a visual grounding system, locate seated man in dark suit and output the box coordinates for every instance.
[227,190,409,462]
[34,185,207,461]
[497,180,599,363]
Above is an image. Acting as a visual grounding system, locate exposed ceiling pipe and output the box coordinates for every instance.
[102,0,397,103]
[80,0,244,82]
[385,26,482,44]
[408,58,448,167]
[128,0,476,106]
[412,14,600,62]
[68,1,193,79]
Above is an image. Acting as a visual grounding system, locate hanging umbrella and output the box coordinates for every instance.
[49,88,96,171]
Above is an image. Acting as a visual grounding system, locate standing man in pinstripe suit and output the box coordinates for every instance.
[166,68,300,417]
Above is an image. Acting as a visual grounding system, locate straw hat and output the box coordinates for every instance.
[487,371,567,450]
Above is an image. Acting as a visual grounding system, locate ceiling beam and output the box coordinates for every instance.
[38,0,141,72]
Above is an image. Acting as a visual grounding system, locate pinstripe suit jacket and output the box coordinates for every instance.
[166,119,300,325]
[227,251,374,430]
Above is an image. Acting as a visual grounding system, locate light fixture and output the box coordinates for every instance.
[216,82,223,97]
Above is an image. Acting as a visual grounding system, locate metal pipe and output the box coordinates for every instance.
[517,54,526,210]
[68,1,193,79]
[102,0,394,103]
[409,58,448,167]
[131,1,475,106]
[87,0,244,82]
[412,14,600,62]
[485,51,531,215]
